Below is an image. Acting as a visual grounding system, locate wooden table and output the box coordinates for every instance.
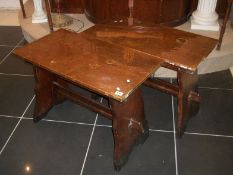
[14,29,161,171]
[84,24,217,136]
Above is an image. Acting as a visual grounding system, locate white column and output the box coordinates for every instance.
[191,0,219,31]
[230,67,233,77]
[32,0,48,23]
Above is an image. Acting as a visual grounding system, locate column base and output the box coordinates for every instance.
[191,18,219,31]
[32,14,48,24]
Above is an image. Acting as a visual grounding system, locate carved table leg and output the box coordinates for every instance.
[33,67,66,122]
[109,88,149,171]
[177,70,200,136]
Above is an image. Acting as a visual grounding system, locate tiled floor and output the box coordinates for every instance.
[0,26,233,175]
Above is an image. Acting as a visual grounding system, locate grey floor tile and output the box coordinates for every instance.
[23,80,98,124]
[24,99,98,124]
[82,127,176,175]
[18,39,28,46]
[0,46,13,63]
[0,53,33,75]
[0,75,34,116]
[0,117,19,149]
[142,85,173,131]
[0,119,93,175]
[177,134,233,175]
[0,26,23,46]
[199,70,233,89]
[96,97,111,126]
[173,89,233,136]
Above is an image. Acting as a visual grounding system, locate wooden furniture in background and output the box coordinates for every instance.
[19,0,26,18]
[82,0,196,26]
[217,0,233,50]
[19,0,229,30]
[49,0,83,13]
[49,0,228,26]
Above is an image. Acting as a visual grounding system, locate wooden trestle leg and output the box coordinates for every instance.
[33,67,67,122]
[177,70,200,136]
[109,88,149,171]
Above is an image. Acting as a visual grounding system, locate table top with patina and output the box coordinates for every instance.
[84,24,217,73]
[14,29,161,102]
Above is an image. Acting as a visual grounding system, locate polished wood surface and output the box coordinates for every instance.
[216,0,229,18]
[13,24,218,169]
[19,0,26,18]
[47,0,227,26]
[84,24,217,136]
[31,65,148,170]
[110,88,149,170]
[84,25,217,72]
[82,0,228,25]
[45,0,54,33]
[49,0,83,13]
[42,0,228,32]
[82,0,195,26]
[14,30,153,170]
[14,29,161,102]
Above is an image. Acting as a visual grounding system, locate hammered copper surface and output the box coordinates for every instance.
[14,29,161,102]
[84,25,217,71]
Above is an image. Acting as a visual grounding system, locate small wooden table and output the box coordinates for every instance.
[84,24,217,136]
[14,29,161,170]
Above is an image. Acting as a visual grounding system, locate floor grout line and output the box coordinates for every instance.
[80,113,98,175]
[40,118,94,126]
[149,129,174,133]
[171,78,178,175]
[0,37,24,65]
[79,98,103,175]
[0,72,33,77]
[0,115,21,119]
[184,131,233,138]
[198,86,233,91]
[96,124,112,128]
[0,44,20,47]
[1,114,233,139]
[0,95,35,156]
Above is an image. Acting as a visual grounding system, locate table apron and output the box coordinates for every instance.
[53,81,113,120]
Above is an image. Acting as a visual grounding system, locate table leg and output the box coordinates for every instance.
[33,67,66,122]
[177,70,200,136]
[44,0,54,33]
[217,1,232,50]
[19,0,26,18]
[109,88,149,171]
